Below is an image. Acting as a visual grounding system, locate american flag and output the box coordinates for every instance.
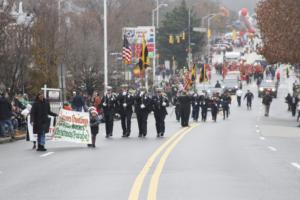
[122,35,132,64]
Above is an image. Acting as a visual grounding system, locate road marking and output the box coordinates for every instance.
[256,130,260,133]
[259,136,265,140]
[291,162,300,169]
[268,146,277,152]
[40,152,54,157]
[256,125,259,128]
[147,125,197,200]
[128,127,192,200]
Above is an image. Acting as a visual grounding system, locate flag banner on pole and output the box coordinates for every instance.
[184,71,192,90]
[53,109,92,144]
[199,64,208,83]
[191,64,196,81]
[138,33,150,70]
[122,35,132,64]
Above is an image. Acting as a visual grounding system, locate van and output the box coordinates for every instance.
[224,52,241,62]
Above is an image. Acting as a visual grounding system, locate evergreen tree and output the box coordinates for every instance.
[157,0,205,69]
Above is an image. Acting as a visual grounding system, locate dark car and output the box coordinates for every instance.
[258,80,277,98]
[222,79,239,95]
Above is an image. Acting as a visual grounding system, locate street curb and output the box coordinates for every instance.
[0,134,26,144]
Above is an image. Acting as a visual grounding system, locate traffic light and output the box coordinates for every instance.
[181,32,186,40]
[176,35,181,43]
[169,35,174,44]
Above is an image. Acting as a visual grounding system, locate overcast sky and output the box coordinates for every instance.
[218,0,260,12]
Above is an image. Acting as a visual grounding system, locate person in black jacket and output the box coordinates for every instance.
[152,88,169,137]
[290,94,299,117]
[100,86,116,138]
[178,90,192,127]
[221,93,231,120]
[117,84,134,137]
[173,92,181,122]
[200,96,209,122]
[285,93,292,111]
[191,93,200,122]
[30,92,57,151]
[135,87,152,137]
[71,91,85,112]
[211,98,219,122]
[0,92,13,137]
[262,91,273,117]
[244,90,254,110]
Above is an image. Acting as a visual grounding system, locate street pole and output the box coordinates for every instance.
[103,0,108,92]
[188,8,192,67]
[156,0,159,28]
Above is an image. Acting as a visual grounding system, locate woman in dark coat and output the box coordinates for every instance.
[30,93,57,151]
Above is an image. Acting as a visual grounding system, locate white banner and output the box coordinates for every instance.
[53,109,92,144]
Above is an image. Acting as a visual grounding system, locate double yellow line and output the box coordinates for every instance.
[128,124,197,200]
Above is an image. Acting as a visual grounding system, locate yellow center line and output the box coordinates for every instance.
[147,124,198,200]
[128,127,190,200]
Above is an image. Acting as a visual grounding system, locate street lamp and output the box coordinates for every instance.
[152,3,168,87]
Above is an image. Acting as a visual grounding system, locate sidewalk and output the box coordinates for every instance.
[0,130,26,144]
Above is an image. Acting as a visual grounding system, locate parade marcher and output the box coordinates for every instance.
[178,90,192,127]
[200,96,209,122]
[134,87,152,137]
[215,80,221,88]
[290,94,299,117]
[191,92,200,122]
[262,91,273,117]
[88,109,101,148]
[117,84,134,137]
[71,91,85,112]
[244,90,254,110]
[221,93,231,120]
[30,92,57,151]
[236,88,243,107]
[173,92,181,122]
[100,86,116,138]
[285,93,292,111]
[211,98,219,122]
[152,88,169,137]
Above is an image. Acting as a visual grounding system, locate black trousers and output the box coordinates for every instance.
[120,112,132,136]
[192,106,200,121]
[291,104,297,116]
[175,106,180,121]
[136,112,148,136]
[223,108,229,119]
[212,111,218,121]
[104,113,114,136]
[237,96,241,106]
[180,109,190,127]
[154,113,166,135]
[247,100,252,109]
[201,110,207,122]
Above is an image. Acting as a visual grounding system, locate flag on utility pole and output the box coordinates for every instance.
[191,64,196,81]
[138,34,150,70]
[122,35,132,64]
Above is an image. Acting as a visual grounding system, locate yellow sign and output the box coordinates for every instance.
[207,29,211,39]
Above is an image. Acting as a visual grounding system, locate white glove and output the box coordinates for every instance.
[123,103,127,108]
[103,103,107,107]
[162,102,166,107]
[123,92,126,96]
[141,104,145,109]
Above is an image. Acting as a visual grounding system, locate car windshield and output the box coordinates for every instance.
[261,81,275,87]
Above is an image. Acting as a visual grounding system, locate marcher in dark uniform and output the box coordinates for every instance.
[117,84,134,137]
[244,90,254,110]
[173,92,181,122]
[215,80,221,88]
[178,90,192,127]
[200,96,209,122]
[290,94,299,117]
[221,93,231,120]
[211,98,219,122]
[152,88,169,137]
[134,88,152,137]
[100,86,116,138]
[191,92,201,122]
[30,92,57,151]
[262,91,273,117]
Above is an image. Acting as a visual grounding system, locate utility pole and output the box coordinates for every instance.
[188,8,192,67]
[103,0,108,92]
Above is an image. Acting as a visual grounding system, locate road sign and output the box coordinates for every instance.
[193,27,207,32]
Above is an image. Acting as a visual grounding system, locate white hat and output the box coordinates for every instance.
[88,106,96,111]
[91,110,98,114]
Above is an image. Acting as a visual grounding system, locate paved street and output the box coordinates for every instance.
[1,71,300,200]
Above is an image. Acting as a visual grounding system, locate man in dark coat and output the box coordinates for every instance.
[244,90,254,110]
[117,84,134,137]
[221,92,231,120]
[30,92,57,151]
[71,91,85,112]
[211,98,219,122]
[173,92,181,122]
[152,88,169,137]
[262,91,273,117]
[100,86,116,138]
[200,96,209,122]
[134,87,152,137]
[290,94,299,117]
[178,90,192,127]
[285,93,292,111]
[191,93,200,122]
[0,92,13,137]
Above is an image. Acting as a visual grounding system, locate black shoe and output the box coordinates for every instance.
[138,134,142,138]
[157,134,160,138]
[110,133,113,136]
[87,144,93,147]
[122,135,127,138]
[92,144,96,148]
[105,135,109,138]
[37,145,47,152]
[160,132,164,137]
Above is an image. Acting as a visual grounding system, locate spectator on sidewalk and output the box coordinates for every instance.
[0,92,13,138]
[291,94,299,117]
[71,91,85,112]
[285,93,292,111]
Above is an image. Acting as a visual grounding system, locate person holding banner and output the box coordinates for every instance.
[30,92,57,151]
[88,109,101,148]
[100,86,116,138]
